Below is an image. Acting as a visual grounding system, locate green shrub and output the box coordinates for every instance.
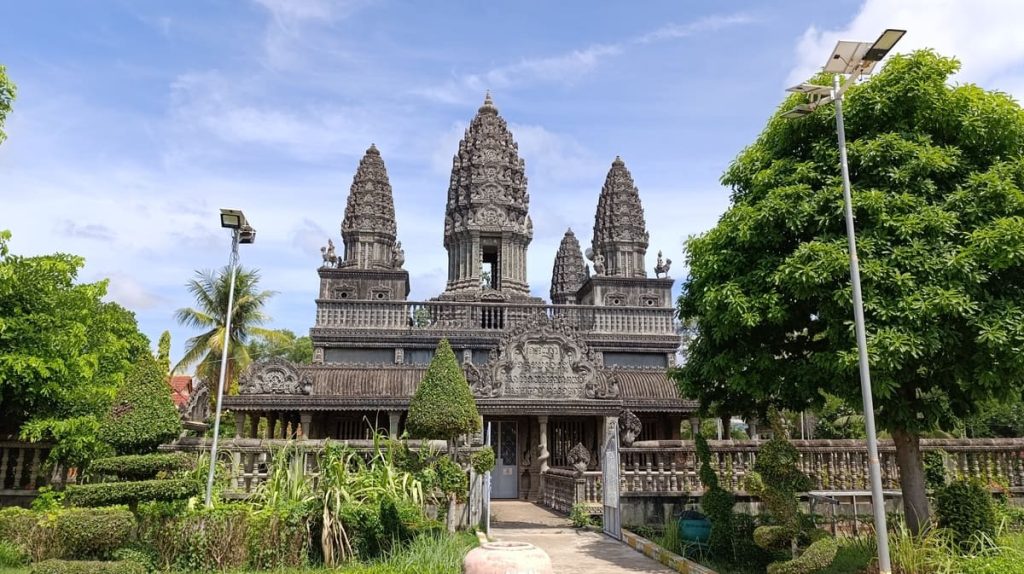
[31,559,145,574]
[0,507,40,549]
[111,548,156,573]
[100,355,182,455]
[88,453,194,481]
[569,504,593,528]
[53,507,136,560]
[31,487,65,512]
[134,502,186,571]
[65,478,200,508]
[936,479,997,547]
[696,434,735,561]
[172,505,250,571]
[923,450,948,490]
[246,505,313,569]
[435,456,469,502]
[470,448,496,475]
[767,536,838,574]
[405,339,480,440]
[0,539,29,567]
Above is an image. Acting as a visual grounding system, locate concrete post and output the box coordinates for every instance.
[388,411,402,438]
[234,412,246,439]
[300,412,312,440]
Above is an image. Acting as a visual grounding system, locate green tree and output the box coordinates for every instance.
[173,266,276,393]
[674,51,1024,533]
[100,354,182,454]
[0,64,15,145]
[156,330,172,375]
[247,328,313,364]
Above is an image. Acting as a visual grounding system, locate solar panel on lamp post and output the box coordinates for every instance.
[204,208,255,508]
[784,29,905,574]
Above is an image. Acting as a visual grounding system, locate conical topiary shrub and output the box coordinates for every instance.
[406,339,480,441]
[100,355,182,455]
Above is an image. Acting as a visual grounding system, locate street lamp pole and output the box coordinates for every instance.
[204,209,255,508]
[784,29,906,574]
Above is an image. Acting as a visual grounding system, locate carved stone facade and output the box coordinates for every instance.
[239,358,313,395]
[441,93,535,300]
[550,229,589,305]
[589,157,649,278]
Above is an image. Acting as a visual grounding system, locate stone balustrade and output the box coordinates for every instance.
[541,468,602,514]
[0,442,51,500]
[313,300,676,336]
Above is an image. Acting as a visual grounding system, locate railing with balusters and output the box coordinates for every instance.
[541,468,602,514]
[313,300,676,335]
[0,442,51,496]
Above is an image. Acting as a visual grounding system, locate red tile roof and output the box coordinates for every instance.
[169,375,193,407]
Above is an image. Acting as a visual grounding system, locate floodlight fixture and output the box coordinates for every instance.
[220,208,246,229]
[824,41,875,75]
[780,104,815,119]
[787,83,832,96]
[864,29,906,62]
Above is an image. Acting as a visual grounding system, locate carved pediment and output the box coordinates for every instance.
[470,314,619,400]
[239,358,313,395]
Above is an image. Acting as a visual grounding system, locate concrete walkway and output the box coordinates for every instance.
[490,501,675,574]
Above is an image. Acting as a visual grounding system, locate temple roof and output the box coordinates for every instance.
[591,156,649,277]
[550,228,589,304]
[342,144,397,240]
[444,93,530,243]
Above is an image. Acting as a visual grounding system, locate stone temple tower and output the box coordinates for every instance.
[589,156,649,278]
[440,93,536,301]
[549,228,589,305]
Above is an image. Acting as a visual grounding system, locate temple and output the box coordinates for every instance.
[223,94,690,505]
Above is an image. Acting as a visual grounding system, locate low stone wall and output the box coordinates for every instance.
[621,528,716,574]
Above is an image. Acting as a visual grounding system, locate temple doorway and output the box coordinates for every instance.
[492,420,519,499]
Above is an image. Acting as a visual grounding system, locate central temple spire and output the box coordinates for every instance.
[441,93,534,300]
[590,156,649,278]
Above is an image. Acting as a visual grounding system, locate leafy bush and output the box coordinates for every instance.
[0,540,29,567]
[53,507,136,560]
[923,450,948,490]
[246,505,314,569]
[111,548,156,573]
[406,339,480,440]
[435,455,469,502]
[767,536,838,574]
[569,504,592,528]
[936,479,997,547]
[31,559,146,574]
[172,505,250,571]
[31,487,65,512]
[65,478,200,508]
[100,355,182,455]
[88,452,194,481]
[696,434,735,561]
[470,447,496,475]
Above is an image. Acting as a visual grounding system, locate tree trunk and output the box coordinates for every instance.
[719,415,730,439]
[892,427,930,534]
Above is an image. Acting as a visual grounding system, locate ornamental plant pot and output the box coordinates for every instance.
[573,461,588,476]
[463,541,554,574]
[678,510,711,544]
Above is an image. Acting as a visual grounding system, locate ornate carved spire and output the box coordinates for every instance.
[550,228,588,304]
[340,144,403,270]
[590,156,649,277]
[442,93,533,299]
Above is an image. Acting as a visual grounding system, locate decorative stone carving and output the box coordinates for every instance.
[179,378,210,422]
[313,347,324,365]
[591,156,649,277]
[394,348,404,364]
[654,250,672,278]
[340,144,401,270]
[550,228,588,304]
[619,410,642,446]
[239,358,313,395]
[568,442,591,476]
[321,239,338,268]
[469,314,619,400]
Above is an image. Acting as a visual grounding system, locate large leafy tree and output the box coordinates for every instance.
[173,266,276,392]
[0,231,150,470]
[675,51,1024,533]
[247,328,313,364]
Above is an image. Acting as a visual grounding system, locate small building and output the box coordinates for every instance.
[224,94,693,503]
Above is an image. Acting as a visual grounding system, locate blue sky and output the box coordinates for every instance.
[2,0,1023,369]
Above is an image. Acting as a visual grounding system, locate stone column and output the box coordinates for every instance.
[234,412,246,439]
[249,413,260,439]
[689,416,701,439]
[388,411,402,438]
[267,413,278,439]
[748,418,758,440]
[537,415,550,473]
[300,412,312,440]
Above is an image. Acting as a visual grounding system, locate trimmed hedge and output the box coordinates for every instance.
[406,339,480,440]
[100,355,182,455]
[936,479,997,547]
[65,479,200,508]
[31,559,145,574]
[767,536,838,574]
[89,453,194,481]
[0,507,54,562]
[53,507,136,560]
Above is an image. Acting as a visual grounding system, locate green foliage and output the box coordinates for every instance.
[20,416,111,471]
[111,548,155,573]
[767,536,838,574]
[964,400,1024,438]
[31,487,64,512]
[0,508,49,562]
[88,452,194,481]
[470,447,496,475]
[569,503,593,528]
[0,65,15,145]
[30,560,145,574]
[246,506,314,569]
[406,339,481,440]
[0,540,29,567]
[923,450,949,490]
[247,328,314,365]
[173,265,276,389]
[675,50,1024,530]
[156,331,171,376]
[434,455,469,502]
[695,434,735,561]
[936,479,997,547]
[99,355,182,454]
[64,478,200,508]
[813,393,866,440]
[51,507,136,560]
[171,505,250,571]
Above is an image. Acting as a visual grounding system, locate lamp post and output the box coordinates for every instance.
[204,208,256,508]
[783,29,906,574]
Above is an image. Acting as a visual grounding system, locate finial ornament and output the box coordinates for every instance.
[655,250,672,278]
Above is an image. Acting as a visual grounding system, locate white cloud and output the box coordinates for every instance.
[787,0,1024,96]
[102,272,166,310]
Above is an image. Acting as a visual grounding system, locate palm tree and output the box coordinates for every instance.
[173,265,276,394]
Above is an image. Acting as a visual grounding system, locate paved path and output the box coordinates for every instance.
[490,501,675,574]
